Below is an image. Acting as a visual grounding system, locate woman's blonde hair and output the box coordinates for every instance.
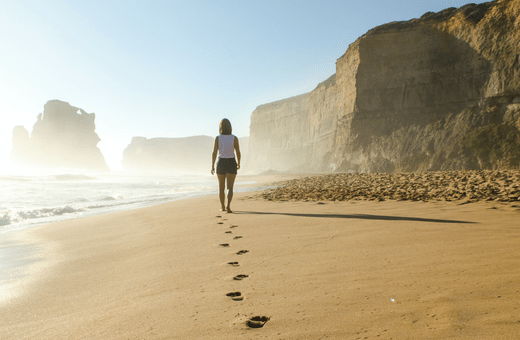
[219,118,232,135]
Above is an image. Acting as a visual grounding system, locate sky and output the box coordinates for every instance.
[0,0,488,171]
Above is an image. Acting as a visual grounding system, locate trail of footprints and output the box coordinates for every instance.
[215,215,270,329]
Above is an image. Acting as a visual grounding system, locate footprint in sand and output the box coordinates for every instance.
[230,225,238,228]
[233,274,249,281]
[226,292,244,301]
[225,231,232,234]
[246,316,270,328]
[217,222,224,225]
[236,250,249,255]
[227,262,240,267]
[216,215,222,218]
[219,243,230,247]
[233,236,243,239]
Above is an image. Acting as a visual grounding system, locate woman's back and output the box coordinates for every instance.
[212,118,240,213]
[218,134,235,159]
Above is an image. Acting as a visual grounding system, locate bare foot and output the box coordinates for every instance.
[226,207,233,213]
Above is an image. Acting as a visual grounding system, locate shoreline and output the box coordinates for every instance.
[0,174,294,305]
[0,173,293,234]
[1,189,519,339]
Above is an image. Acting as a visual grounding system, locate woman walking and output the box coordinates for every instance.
[211,118,241,213]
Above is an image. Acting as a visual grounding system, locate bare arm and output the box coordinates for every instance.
[234,137,241,170]
[211,136,219,175]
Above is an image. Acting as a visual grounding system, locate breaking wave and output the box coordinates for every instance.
[0,205,87,227]
[0,172,261,230]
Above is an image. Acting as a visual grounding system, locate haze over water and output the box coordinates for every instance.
[0,166,259,233]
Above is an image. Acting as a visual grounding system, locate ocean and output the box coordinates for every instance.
[0,168,259,234]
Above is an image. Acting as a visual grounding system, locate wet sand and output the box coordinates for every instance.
[1,176,520,339]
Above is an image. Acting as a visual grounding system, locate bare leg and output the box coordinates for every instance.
[226,174,237,213]
[217,174,226,211]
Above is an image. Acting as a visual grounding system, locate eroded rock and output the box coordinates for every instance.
[10,100,109,171]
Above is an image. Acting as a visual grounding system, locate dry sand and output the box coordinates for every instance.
[1,188,520,339]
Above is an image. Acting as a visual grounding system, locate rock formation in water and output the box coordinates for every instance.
[122,135,211,173]
[248,0,520,173]
[10,100,109,171]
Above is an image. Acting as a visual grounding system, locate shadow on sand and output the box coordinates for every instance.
[235,211,476,224]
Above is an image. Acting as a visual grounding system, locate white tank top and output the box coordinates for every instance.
[218,134,235,159]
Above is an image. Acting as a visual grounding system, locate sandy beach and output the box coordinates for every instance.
[1,179,520,339]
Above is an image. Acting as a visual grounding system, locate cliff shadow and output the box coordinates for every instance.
[235,211,476,224]
[335,25,494,173]
[351,25,493,141]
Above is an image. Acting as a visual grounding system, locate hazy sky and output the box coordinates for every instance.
[0,0,487,170]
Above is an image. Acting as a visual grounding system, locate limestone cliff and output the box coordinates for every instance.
[248,0,520,173]
[10,100,109,171]
[248,93,311,172]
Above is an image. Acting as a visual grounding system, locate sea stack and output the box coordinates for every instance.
[10,100,109,171]
[121,135,214,174]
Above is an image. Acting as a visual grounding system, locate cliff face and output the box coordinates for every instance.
[248,93,311,172]
[248,0,520,173]
[10,100,109,171]
[308,74,343,171]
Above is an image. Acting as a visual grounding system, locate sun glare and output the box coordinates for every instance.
[1,102,16,174]
[97,141,124,171]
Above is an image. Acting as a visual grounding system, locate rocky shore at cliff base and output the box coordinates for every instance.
[260,170,520,203]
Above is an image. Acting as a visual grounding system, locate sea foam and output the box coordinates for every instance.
[0,205,87,227]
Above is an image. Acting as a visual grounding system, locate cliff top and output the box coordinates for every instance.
[255,92,310,110]
[366,1,496,36]
[313,73,336,91]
